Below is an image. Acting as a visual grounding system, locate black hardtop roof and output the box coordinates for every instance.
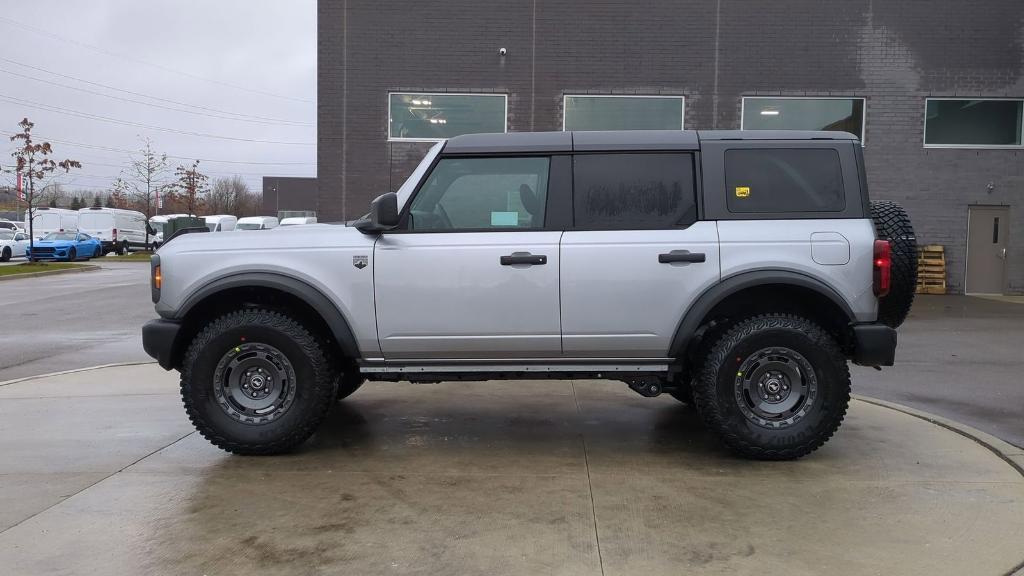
[442,129,857,154]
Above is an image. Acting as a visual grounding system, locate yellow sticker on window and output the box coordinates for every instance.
[735,186,750,198]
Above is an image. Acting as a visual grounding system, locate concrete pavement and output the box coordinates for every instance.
[1,364,1022,575]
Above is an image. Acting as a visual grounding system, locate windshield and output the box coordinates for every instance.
[44,232,76,241]
[236,223,262,230]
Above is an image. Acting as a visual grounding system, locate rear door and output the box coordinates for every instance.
[560,152,721,357]
[373,155,566,359]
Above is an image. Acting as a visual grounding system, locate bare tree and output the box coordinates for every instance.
[173,161,208,216]
[110,176,130,209]
[128,138,168,245]
[208,175,254,214]
[7,118,81,255]
[37,182,66,208]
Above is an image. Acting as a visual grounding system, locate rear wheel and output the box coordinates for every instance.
[180,309,337,455]
[93,246,102,259]
[692,314,850,460]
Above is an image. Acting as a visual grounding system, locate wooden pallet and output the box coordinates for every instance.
[916,245,946,294]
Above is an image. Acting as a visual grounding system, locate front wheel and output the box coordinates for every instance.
[68,248,77,261]
[692,314,850,460]
[180,309,337,455]
[0,247,9,262]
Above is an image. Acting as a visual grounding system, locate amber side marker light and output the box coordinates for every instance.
[153,265,162,289]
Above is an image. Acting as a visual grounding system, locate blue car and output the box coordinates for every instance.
[29,231,103,262]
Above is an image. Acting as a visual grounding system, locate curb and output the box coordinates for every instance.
[855,394,1024,477]
[0,361,158,387]
[0,263,101,282]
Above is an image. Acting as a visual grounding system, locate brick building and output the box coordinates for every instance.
[318,0,1024,294]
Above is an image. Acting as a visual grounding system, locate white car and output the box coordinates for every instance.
[0,229,29,261]
[202,215,237,232]
[279,217,318,226]
[236,216,279,230]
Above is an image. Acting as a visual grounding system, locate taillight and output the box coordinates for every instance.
[873,239,892,297]
[112,228,118,240]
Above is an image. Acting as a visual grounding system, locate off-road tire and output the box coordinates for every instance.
[870,201,917,328]
[180,309,337,455]
[0,247,9,262]
[335,370,365,401]
[692,314,851,460]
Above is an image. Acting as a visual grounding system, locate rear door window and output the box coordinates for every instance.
[572,153,697,229]
[725,148,845,213]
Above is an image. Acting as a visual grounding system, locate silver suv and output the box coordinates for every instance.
[143,130,916,460]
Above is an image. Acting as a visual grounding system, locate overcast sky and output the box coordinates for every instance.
[0,0,316,195]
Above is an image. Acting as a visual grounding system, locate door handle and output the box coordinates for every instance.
[658,250,706,264]
[500,252,547,266]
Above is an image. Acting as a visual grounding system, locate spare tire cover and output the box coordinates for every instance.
[870,201,917,328]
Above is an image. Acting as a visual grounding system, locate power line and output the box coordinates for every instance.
[0,66,312,127]
[0,130,316,166]
[0,15,313,105]
[0,93,315,145]
[0,58,311,126]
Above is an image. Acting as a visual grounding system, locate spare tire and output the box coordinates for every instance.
[870,201,917,328]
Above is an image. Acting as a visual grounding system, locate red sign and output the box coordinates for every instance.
[16,172,24,201]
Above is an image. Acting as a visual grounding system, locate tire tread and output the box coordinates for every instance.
[180,308,335,455]
[693,313,851,460]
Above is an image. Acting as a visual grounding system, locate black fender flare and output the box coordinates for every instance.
[176,272,361,359]
[668,269,856,358]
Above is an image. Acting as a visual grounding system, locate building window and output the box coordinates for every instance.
[573,153,697,229]
[725,148,845,214]
[388,93,507,141]
[924,99,1023,147]
[563,95,685,131]
[742,97,866,140]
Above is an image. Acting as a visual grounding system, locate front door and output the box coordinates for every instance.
[560,152,721,357]
[966,206,1009,294]
[374,155,562,359]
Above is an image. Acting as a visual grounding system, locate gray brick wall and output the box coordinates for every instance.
[318,0,1024,293]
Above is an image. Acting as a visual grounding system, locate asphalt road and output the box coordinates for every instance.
[1,264,1021,447]
[0,261,153,381]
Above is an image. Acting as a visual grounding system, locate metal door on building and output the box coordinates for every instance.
[966,206,1009,294]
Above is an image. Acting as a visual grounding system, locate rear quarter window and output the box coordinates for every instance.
[725,148,845,213]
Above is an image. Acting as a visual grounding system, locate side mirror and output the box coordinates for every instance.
[355,192,400,233]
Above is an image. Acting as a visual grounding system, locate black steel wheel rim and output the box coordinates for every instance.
[213,342,297,425]
[734,346,817,428]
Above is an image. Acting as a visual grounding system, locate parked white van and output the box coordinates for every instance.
[203,215,237,232]
[25,208,78,240]
[279,217,318,226]
[148,214,189,248]
[236,216,279,230]
[78,207,149,254]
